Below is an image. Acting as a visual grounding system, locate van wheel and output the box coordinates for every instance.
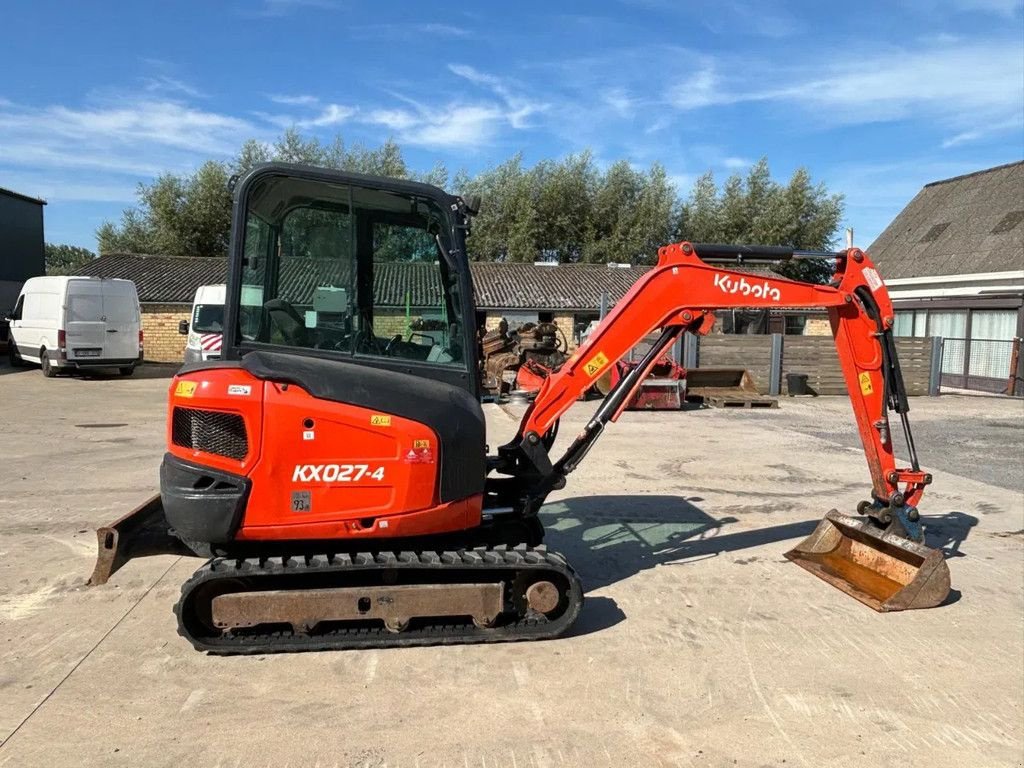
[7,343,23,368]
[40,349,57,378]
[119,365,135,377]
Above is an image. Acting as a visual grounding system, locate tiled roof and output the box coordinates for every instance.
[470,262,651,309]
[867,160,1024,279]
[76,253,779,310]
[76,254,227,303]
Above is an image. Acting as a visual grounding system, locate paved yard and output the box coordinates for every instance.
[0,362,1021,767]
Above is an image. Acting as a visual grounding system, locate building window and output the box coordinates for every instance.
[784,315,806,335]
[968,309,1018,379]
[893,310,927,337]
[928,310,968,374]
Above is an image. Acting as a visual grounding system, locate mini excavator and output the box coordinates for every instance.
[90,163,951,653]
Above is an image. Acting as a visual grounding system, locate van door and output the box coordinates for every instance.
[65,281,106,361]
[101,283,140,360]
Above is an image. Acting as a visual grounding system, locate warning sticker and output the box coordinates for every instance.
[413,439,430,449]
[862,267,884,292]
[370,414,392,427]
[174,381,197,398]
[859,372,874,395]
[582,351,609,378]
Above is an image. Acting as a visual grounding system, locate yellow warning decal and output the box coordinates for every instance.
[413,439,430,449]
[858,372,874,395]
[175,381,198,398]
[370,414,392,427]
[582,351,609,378]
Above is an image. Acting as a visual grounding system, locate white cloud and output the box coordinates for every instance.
[419,23,472,37]
[448,63,547,129]
[666,65,733,110]
[141,75,205,99]
[663,40,1024,143]
[940,117,1023,148]
[0,95,256,182]
[301,103,356,128]
[946,0,1022,15]
[362,101,505,148]
[351,22,473,38]
[0,173,138,203]
[602,88,634,118]
[268,93,320,106]
[364,108,419,132]
[249,0,338,17]
[722,156,752,170]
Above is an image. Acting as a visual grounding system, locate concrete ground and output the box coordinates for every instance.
[0,361,1021,768]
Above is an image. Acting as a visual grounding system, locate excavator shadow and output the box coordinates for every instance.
[920,511,978,559]
[540,496,978,631]
[540,494,816,594]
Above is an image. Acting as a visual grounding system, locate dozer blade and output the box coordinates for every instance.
[88,494,197,586]
[784,510,951,611]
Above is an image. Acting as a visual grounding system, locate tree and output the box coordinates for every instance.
[96,132,842,276]
[97,161,232,257]
[45,244,96,274]
[677,158,843,283]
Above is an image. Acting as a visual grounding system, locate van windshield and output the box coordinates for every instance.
[193,304,224,333]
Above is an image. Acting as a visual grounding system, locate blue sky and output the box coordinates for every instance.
[1,0,1022,252]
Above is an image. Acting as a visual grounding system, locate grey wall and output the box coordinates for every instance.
[0,192,45,284]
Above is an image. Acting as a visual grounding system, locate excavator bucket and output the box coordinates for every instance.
[88,494,197,586]
[784,510,951,611]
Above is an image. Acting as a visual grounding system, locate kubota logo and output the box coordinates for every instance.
[713,273,782,302]
[292,464,385,482]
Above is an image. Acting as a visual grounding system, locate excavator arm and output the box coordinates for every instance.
[492,241,949,611]
[502,242,927,506]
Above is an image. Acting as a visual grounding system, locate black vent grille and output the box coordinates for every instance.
[172,408,248,460]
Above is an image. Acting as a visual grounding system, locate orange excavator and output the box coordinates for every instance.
[90,163,951,653]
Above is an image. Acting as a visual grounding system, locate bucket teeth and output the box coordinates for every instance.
[785,510,951,612]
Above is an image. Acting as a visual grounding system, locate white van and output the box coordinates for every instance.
[6,276,143,377]
[180,284,226,364]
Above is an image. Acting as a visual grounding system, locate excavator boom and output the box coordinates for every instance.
[494,241,948,611]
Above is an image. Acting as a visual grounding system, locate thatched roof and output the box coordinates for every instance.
[867,161,1024,279]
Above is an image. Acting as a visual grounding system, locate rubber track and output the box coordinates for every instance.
[175,545,583,654]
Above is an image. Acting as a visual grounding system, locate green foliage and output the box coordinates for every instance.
[96,133,843,279]
[97,161,232,257]
[45,243,96,275]
[460,153,677,265]
[677,158,844,283]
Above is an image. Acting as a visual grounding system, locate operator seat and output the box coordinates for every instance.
[264,298,310,346]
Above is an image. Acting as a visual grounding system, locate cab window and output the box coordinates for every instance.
[238,175,465,369]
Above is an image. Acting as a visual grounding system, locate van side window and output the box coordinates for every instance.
[10,295,24,321]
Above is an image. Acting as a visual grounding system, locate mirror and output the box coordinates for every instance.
[178,319,190,335]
